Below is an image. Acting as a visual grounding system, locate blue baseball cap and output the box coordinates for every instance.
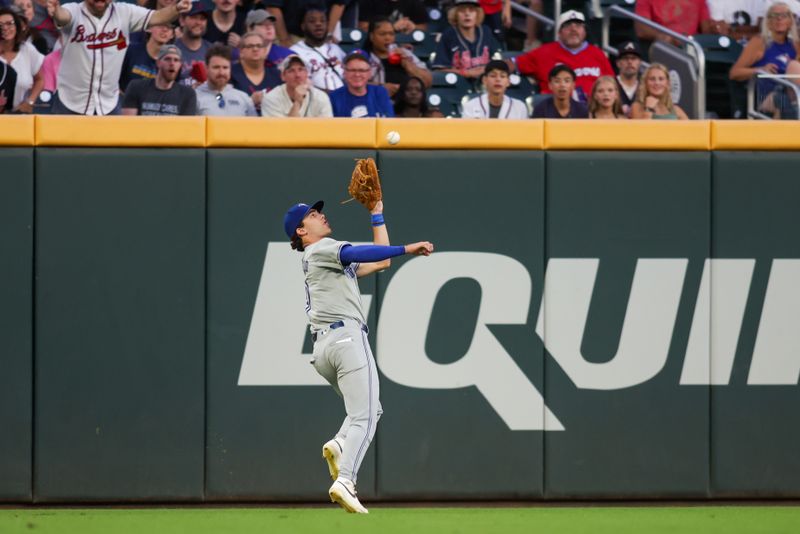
[284,200,324,239]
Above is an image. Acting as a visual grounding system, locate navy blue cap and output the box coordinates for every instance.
[284,200,324,239]
[185,0,212,16]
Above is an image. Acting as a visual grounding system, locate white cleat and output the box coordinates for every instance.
[322,439,342,481]
[329,478,369,514]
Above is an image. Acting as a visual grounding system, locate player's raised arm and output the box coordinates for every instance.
[355,200,391,276]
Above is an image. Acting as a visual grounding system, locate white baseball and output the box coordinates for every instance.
[386,130,401,145]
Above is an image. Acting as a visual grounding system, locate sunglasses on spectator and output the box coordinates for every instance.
[215,93,226,109]
[242,43,266,49]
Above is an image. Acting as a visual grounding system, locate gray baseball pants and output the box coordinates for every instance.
[311,320,382,483]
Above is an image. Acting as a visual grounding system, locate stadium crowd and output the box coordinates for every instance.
[0,0,799,119]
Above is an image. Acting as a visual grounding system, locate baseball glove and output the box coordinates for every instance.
[346,158,382,211]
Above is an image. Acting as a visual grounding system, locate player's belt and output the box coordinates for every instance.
[312,320,368,342]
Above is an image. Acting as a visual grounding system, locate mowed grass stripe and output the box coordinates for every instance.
[1,506,798,534]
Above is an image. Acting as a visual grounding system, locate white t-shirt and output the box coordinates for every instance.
[57,1,153,115]
[0,42,44,109]
[708,0,765,25]
[289,41,345,92]
[261,84,333,117]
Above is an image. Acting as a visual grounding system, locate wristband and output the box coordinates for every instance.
[371,213,385,227]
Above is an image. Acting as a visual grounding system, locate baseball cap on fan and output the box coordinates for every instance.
[284,201,324,239]
[616,40,642,59]
[185,0,212,16]
[246,9,277,27]
[557,9,586,30]
[279,54,307,72]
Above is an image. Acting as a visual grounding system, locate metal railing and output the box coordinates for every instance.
[747,75,800,120]
[509,1,555,32]
[602,4,706,117]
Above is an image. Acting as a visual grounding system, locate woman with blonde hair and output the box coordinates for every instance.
[431,0,501,80]
[589,75,625,118]
[730,1,800,117]
[631,63,688,119]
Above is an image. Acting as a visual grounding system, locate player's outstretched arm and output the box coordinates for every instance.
[349,239,434,278]
[404,241,434,256]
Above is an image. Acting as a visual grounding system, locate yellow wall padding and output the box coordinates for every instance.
[712,121,800,150]
[376,118,544,149]
[0,116,35,146]
[545,120,712,150]
[206,117,377,147]
[35,116,206,146]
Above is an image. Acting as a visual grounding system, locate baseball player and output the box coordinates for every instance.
[46,0,192,115]
[284,199,433,513]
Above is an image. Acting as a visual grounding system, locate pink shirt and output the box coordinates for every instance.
[41,49,62,92]
[635,0,710,36]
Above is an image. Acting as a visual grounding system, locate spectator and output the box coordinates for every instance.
[393,75,443,117]
[615,40,642,117]
[48,0,191,115]
[432,0,501,81]
[0,6,43,113]
[13,0,47,53]
[631,63,689,119]
[0,59,16,112]
[231,32,276,112]
[635,0,723,47]
[364,16,431,98]
[281,0,350,43]
[195,43,257,115]
[31,0,58,53]
[205,0,245,47]
[244,9,292,80]
[135,0,177,45]
[290,5,345,91]
[730,1,800,117]
[708,0,765,42]
[358,0,428,34]
[329,51,393,116]
[531,64,589,118]
[478,0,511,43]
[461,59,527,118]
[261,53,332,116]
[521,0,543,51]
[121,43,196,115]
[39,30,60,93]
[513,10,613,101]
[589,75,625,119]
[175,0,213,85]
[120,21,175,91]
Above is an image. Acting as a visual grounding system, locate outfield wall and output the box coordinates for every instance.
[1,117,799,502]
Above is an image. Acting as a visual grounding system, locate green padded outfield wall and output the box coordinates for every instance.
[34,149,206,501]
[0,149,33,501]
[2,139,797,501]
[710,152,800,496]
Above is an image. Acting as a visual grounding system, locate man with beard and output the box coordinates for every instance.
[175,0,212,84]
[47,0,192,115]
[195,42,256,115]
[121,43,196,114]
[512,10,613,102]
[290,5,345,92]
[614,40,641,117]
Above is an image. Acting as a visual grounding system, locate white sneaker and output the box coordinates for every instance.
[322,439,342,480]
[329,478,368,514]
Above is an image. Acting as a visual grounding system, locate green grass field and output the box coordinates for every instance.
[1,506,799,534]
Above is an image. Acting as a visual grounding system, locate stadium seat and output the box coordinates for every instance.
[338,28,365,54]
[396,30,437,61]
[426,7,448,34]
[505,72,538,102]
[691,34,744,119]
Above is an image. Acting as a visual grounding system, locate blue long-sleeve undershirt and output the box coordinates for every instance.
[339,244,405,266]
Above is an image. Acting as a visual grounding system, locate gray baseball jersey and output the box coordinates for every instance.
[302,237,366,329]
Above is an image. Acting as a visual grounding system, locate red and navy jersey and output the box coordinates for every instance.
[515,41,614,96]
